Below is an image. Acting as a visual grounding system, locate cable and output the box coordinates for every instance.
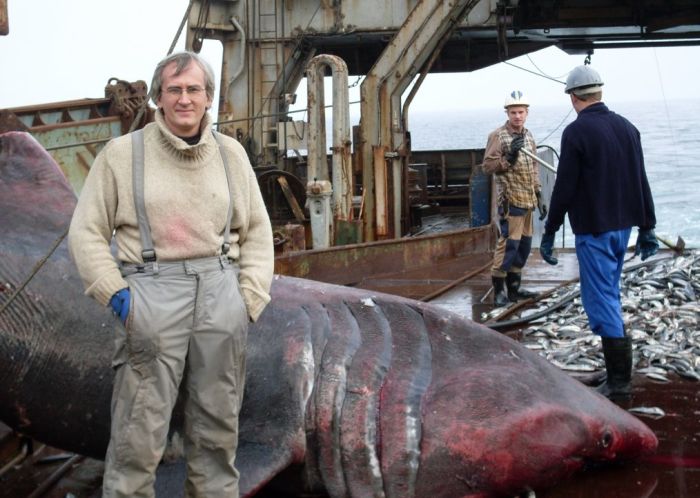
[652,48,680,170]
[525,54,569,80]
[0,228,68,317]
[192,0,211,51]
[214,99,361,126]
[503,60,566,86]
[501,54,575,146]
[536,144,560,161]
[168,0,196,55]
[537,107,574,144]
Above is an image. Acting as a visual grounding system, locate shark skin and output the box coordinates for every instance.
[0,131,658,498]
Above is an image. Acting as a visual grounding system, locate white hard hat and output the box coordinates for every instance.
[565,65,604,94]
[504,90,529,108]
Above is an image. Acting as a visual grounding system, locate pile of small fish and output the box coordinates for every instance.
[519,250,700,383]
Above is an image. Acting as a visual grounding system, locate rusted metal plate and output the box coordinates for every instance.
[0,109,28,133]
[273,223,306,254]
[275,224,495,288]
[6,98,113,128]
[30,119,122,194]
[4,89,151,194]
[334,218,362,246]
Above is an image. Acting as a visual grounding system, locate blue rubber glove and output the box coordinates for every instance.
[109,288,131,325]
[539,232,558,265]
[635,229,659,261]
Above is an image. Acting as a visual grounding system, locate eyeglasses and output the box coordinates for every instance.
[163,85,206,98]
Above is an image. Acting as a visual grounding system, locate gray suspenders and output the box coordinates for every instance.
[131,129,155,263]
[130,128,234,270]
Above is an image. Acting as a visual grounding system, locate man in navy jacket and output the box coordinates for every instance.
[539,65,658,400]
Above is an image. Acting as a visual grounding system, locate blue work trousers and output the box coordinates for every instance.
[575,228,632,338]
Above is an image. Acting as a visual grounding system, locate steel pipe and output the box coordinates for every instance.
[520,147,557,173]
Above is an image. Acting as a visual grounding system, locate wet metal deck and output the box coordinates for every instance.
[423,249,582,323]
[541,377,700,497]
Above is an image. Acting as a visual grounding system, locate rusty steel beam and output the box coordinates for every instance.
[373,145,388,236]
[359,0,482,242]
[275,225,494,287]
[5,98,113,128]
[276,176,305,222]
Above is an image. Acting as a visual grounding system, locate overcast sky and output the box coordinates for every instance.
[2,0,699,113]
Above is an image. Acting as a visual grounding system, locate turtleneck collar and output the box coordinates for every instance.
[153,110,215,161]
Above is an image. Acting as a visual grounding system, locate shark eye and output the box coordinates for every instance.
[601,430,613,448]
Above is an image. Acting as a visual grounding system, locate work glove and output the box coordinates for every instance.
[539,232,558,265]
[634,228,659,261]
[505,135,525,165]
[109,288,131,325]
[536,192,548,221]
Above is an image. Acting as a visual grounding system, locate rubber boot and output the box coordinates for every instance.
[596,337,632,400]
[492,277,510,308]
[506,272,538,301]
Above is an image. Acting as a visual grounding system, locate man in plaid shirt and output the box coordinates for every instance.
[482,90,546,307]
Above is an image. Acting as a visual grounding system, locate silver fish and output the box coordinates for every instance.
[628,406,666,419]
[517,250,700,381]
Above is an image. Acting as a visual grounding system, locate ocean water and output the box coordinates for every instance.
[407,99,700,248]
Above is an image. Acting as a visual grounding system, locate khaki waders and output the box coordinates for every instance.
[102,129,248,498]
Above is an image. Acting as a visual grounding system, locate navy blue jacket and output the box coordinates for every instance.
[545,102,656,235]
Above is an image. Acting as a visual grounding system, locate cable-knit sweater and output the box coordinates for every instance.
[68,111,273,321]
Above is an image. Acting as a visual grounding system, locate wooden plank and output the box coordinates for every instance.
[276,175,306,221]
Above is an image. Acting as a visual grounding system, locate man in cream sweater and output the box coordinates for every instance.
[68,51,273,498]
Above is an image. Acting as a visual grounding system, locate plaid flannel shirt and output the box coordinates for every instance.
[482,121,540,210]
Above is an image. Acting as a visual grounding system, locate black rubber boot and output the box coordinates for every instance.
[506,272,537,301]
[492,277,510,307]
[596,336,633,400]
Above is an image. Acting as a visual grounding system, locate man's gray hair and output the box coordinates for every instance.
[149,51,216,104]
[572,89,603,102]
